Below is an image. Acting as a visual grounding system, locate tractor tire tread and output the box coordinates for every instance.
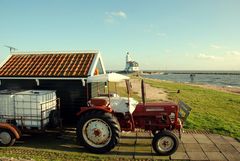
[76,110,120,153]
[152,130,179,156]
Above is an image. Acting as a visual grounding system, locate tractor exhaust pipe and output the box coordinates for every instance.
[141,79,146,105]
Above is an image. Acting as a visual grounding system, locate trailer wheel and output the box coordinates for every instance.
[0,129,16,146]
[152,130,179,156]
[49,110,61,128]
[76,110,120,153]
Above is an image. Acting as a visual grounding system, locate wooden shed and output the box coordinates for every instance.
[0,51,106,124]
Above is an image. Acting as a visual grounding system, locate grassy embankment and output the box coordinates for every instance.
[142,78,240,138]
[112,77,240,138]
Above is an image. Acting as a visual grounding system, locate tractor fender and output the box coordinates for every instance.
[0,122,21,139]
[76,106,113,117]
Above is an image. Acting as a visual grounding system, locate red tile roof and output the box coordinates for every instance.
[0,53,96,77]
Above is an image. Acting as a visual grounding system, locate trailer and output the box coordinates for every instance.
[0,90,60,146]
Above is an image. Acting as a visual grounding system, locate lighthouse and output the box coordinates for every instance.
[124,52,139,72]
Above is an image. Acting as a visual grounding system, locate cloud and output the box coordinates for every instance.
[105,11,127,24]
[156,33,167,37]
[144,25,167,38]
[226,50,240,56]
[197,53,223,60]
[110,11,127,19]
[210,44,222,49]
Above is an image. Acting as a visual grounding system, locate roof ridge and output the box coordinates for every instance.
[11,50,99,55]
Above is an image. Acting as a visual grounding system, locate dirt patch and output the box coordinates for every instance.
[119,79,169,101]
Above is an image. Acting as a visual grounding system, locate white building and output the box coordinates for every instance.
[124,52,139,72]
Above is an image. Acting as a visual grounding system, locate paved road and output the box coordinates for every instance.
[111,131,240,161]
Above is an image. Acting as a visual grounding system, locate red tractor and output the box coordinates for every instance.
[76,73,191,156]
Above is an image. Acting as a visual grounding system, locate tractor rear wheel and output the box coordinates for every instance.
[0,129,16,146]
[76,110,120,153]
[152,130,179,156]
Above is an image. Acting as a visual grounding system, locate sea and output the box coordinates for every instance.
[141,71,240,87]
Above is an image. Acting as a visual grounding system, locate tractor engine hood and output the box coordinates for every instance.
[133,102,178,116]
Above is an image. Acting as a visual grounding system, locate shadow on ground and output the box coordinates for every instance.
[1,129,240,161]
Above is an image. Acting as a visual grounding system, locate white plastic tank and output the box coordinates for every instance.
[0,90,57,129]
[0,90,17,117]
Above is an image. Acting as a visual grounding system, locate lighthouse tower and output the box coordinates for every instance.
[124,52,139,72]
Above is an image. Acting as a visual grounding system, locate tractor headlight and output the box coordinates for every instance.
[169,112,175,123]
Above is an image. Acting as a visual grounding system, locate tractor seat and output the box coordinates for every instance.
[90,98,108,107]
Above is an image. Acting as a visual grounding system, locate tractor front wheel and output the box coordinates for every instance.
[152,130,179,156]
[76,110,120,153]
[0,129,16,146]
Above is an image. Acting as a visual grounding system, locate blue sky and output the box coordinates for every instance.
[0,0,240,70]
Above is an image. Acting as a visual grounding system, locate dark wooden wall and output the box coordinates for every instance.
[0,79,37,90]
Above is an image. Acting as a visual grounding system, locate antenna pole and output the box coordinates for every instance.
[3,45,17,52]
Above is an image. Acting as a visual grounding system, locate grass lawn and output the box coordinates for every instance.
[143,78,240,138]
[0,132,116,161]
[0,147,112,161]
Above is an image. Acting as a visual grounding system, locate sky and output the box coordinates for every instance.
[0,0,240,71]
